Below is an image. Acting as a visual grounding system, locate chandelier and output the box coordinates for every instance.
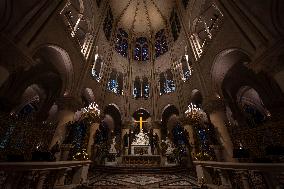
[74,102,101,122]
[184,103,202,123]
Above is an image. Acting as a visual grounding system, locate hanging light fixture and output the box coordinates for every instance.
[184,103,202,123]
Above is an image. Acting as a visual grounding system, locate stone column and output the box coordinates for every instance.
[153,128,161,141]
[183,124,196,156]
[50,97,82,149]
[203,99,235,162]
[87,122,100,157]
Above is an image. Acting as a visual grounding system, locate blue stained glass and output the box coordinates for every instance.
[155,29,168,58]
[143,84,149,98]
[134,37,149,61]
[184,70,191,79]
[107,71,123,95]
[165,79,175,93]
[92,57,103,81]
[115,28,129,57]
[133,87,139,98]
[107,79,118,93]
[159,70,175,95]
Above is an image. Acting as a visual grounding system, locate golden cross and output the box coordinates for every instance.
[134,117,147,130]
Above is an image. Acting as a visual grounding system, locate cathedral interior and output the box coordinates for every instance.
[0,0,284,188]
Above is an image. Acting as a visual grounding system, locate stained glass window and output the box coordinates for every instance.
[133,77,149,99]
[107,79,118,93]
[134,37,149,61]
[103,7,113,40]
[115,28,129,57]
[180,56,192,81]
[142,77,149,99]
[117,73,123,95]
[91,56,103,81]
[159,70,175,95]
[170,10,181,41]
[107,70,123,95]
[155,29,168,58]
[133,77,141,99]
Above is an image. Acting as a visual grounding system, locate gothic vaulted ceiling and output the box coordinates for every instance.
[110,0,175,37]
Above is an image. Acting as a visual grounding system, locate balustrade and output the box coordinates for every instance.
[0,160,91,189]
[194,161,284,189]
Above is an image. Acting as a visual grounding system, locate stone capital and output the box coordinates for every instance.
[202,99,226,114]
[56,96,83,111]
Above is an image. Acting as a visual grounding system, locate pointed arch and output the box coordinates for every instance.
[211,48,251,94]
[33,45,74,96]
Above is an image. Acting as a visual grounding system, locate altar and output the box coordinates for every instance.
[122,155,161,166]
[131,145,151,155]
[130,129,151,155]
[121,120,162,165]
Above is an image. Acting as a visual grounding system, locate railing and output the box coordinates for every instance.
[194,161,284,189]
[0,160,91,189]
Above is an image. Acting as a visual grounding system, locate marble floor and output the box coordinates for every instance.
[88,172,200,189]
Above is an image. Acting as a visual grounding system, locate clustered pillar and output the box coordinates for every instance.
[49,96,82,160]
[203,99,235,162]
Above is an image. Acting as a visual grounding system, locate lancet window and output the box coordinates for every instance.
[134,37,149,61]
[142,77,150,99]
[107,70,123,95]
[190,4,223,60]
[155,29,168,58]
[175,55,192,82]
[133,77,150,99]
[115,28,129,57]
[91,54,104,82]
[159,70,175,95]
[103,7,114,40]
[170,10,181,41]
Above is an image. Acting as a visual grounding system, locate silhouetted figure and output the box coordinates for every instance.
[50,141,60,160]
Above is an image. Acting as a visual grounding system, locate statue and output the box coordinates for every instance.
[153,133,159,154]
[132,129,150,145]
[109,137,117,154]
[123,132,129,147]
[50,141,60,160]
